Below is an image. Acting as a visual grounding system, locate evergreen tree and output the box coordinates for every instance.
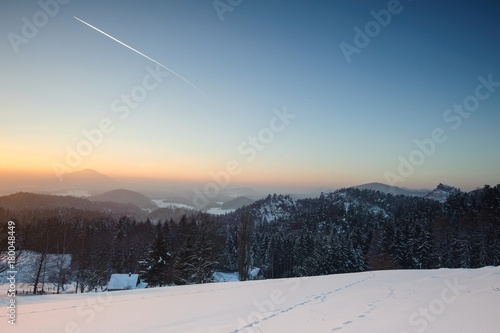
[173,216,196,285]
[191,215,221,283]
[139,226,171,287]
[413,223,434,269]
[222,227,238,271]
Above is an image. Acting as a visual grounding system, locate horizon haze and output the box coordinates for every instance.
[0,168,492,202]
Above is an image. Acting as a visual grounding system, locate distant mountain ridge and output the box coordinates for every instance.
[50,169,121,194]
[352,182,430,197]
[5,169,122,196]
[219,183,490,226]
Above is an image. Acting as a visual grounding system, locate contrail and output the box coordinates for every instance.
[74,16,209,100]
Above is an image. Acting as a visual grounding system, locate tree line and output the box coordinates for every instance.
[1,185,499,293]
[0,208,223,292]
[222,185,500,279]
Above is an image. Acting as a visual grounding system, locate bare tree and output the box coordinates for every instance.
[32,250,47,295]
[51,216,72,293]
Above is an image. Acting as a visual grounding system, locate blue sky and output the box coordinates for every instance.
[1,0,499,192]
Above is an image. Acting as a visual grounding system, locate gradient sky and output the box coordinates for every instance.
[1,0,499,192]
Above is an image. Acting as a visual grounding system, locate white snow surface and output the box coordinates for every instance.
[213,271,239,282]
[1,267,499,332]
[152,199,235,215]
[107,274,146,290]
[207,207,236,215]
[152,200,195,210]
[53,190,91,197]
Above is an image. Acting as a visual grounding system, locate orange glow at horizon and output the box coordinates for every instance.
[0,152,362,190]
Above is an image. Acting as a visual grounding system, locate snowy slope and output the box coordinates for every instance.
[1,267,499,332]
[251,194,295,223]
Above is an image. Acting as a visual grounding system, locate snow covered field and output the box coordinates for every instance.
[152,200,195,210]
[1,267,499,332]
[151,199,235,215]
[207,207,237,215]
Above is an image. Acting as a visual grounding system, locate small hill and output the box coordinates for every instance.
[54,169,119,190]
[89,189,155,209]
[425,183,460,203]
[0,192,147,220]
[0,192,91,211]
[221,196,255,210]
[63,168,116,183]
